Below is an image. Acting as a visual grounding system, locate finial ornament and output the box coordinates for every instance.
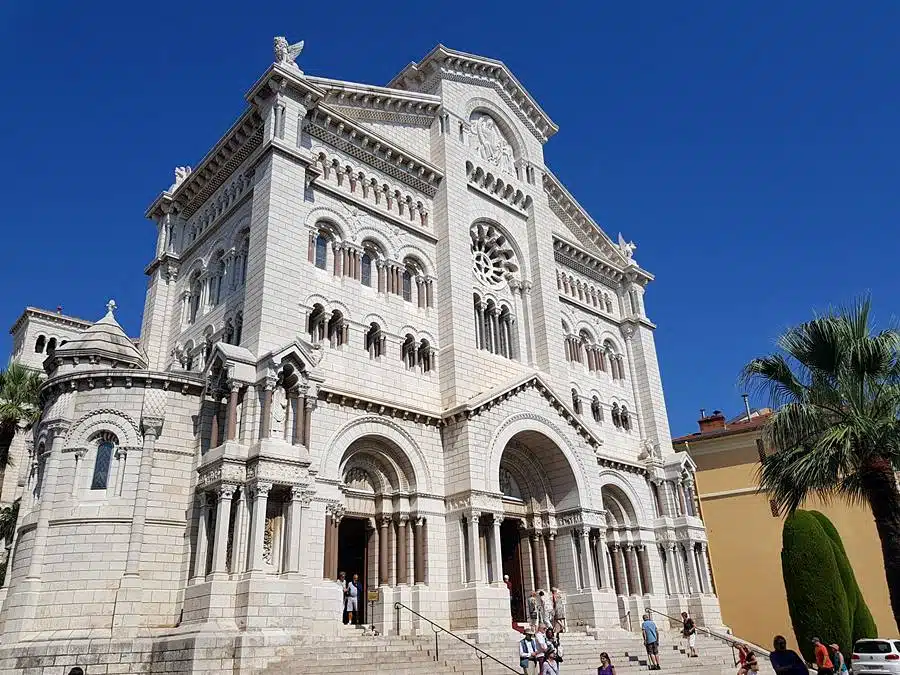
[106,299,117,315]
[274,36,305,72]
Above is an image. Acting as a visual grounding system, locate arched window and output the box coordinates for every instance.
[184,342,195,371]
[223,320,235,345]
[234,313,243,345]
[612,403,622,429]
[365,323,384,359]
[210,252,226,306]
[361,253,373,287]
[328,310,346,347]
[189,272,202,324]
[315,233,329,270]
[91,435,116,490]
[571,389,582,415]
[308,304,326,343]
[46,337,57,355]
[402,269,412,302]
[34,335,45,353]
[401,334,416,369]
[621,406,631,431]
[418,340,433,373]
[591,396,602,422]
[605,295,613,313]
[236,234,250,289]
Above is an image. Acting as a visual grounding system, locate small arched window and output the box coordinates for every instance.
[189,272,202,324]
[612,403,622,429]
[401,334,416,369]
[591,396,602,422]
[365,323,384,359]
[402,269,412,302]
[47,337,57,355]
[361,253,373,287]
[210,253,226,306]
[571,389,582,415]
[237,234,250,289]
[91,435,116,490]
[328,310,346,347]
[223,320,235,346]
[234,313,243,346]
[315,233,329,270]
[418,340,433,373]
[34,335,46,353]
[308,304,326,342]
[621,406,631,431]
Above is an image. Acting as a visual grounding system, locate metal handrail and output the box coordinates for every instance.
[644,607,770,663]
[393,602,520,675]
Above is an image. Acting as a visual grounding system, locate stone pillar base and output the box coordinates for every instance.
[566,588,618,631]
[447,584,518,640]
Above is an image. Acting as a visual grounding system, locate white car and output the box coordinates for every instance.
[852,639,900,673]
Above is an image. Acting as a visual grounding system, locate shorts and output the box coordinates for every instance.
[345,596,358,612]
[645,642,659,655]
[688,634,696,648]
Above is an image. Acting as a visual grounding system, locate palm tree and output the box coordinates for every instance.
[0,362,43,500]
[742,298,900,631]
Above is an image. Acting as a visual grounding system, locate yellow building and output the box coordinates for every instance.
[673,407,894,650]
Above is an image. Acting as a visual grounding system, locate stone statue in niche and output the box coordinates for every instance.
[470,113,515,177]
[271,386,287,436]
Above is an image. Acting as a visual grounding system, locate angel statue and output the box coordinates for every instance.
[169,166,192,192]
[617,232,637,260]
[274,36,305,72]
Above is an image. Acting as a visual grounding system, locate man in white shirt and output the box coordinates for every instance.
[519,628,542,675]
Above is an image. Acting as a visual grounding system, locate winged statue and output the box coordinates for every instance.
[274,36,304,71]
[617,232,637,260]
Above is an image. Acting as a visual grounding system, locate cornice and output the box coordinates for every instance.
[10,307,93,336]
[307,103,443,197]
[307,75,441,126]
[554,239,625,287]
[319,385,442,426]
[40,369,206,399]
[389,44,558,143]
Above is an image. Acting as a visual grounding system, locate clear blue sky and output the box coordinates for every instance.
[1,2,898,437]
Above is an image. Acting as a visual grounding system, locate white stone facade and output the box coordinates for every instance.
[0,43,720,673]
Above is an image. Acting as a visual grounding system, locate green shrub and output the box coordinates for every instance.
[810,511,878,654]
[782,510,852,663]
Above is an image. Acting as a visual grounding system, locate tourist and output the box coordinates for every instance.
[812,637,834,675]
[345,573,360,626]
[641,613,660,671]
[597,652,616,675]
[519,627,542,675]
[545,627,563,662]
[769,635,809,674]
[541,647,561,675]
[682,611,698,657]
[338,571,347,622]
[829,644,848,674]
[737,644,759,674]
[539,590,554,629]
[528,591,540,631]
[552,587,567,634]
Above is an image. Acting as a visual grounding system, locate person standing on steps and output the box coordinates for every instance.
[552,587,567,634]
[345,573,360,626]
[539,589,553,630]
[597,651,616,675]
[519,627,542,675]
[641,613,661,671]
[769,635,809,675]
[528,591,540,632]
[337,571,347,623]
[812,637,834,675]
[541,648,561,675]
[682,611,698,657]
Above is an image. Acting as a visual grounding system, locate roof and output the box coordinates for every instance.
[388,44,558,142]
[10,307,94,335]
[672,409,773,445]
[53,302,147,369]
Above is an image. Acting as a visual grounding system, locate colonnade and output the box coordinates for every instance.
[660,541,713,596]
[652,477,700,519]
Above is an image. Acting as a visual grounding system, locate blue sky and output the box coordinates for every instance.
[1,2,898,437]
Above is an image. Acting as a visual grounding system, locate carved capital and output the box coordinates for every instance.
[493,513,503,527]
[398,514,410,526]
[219,483,236,501]
[253,481,273,498]
[141,416,164,439]
[380,514,392,528]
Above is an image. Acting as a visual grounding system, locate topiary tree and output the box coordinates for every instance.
[810,510,878,656]
[782,510,852,663]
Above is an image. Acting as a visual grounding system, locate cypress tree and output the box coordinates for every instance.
[782,510,852,663]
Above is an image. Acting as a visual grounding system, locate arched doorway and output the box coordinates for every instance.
[601,484,653,627]
[495,431,582,624]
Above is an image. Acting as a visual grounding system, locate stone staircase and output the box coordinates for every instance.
[259,625,775,674]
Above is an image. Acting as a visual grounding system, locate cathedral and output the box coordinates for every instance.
[0,40,720,673]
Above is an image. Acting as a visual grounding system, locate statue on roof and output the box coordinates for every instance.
[617,232,637,261]
[274,36,305,72]
[169,166,192,192]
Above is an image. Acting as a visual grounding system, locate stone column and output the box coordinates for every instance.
[668,544,682,594]
[520,526,535,591]
[701,543,716,594]
[532,531,546,590]
[332,243,342,276]
[474,300,484,349]
[303,397,315,449]
[192,493,211,582]
[211,484,235,577]
[247,482,271,573]
[425,277,434,307]
[323,510,334,579]
[308,231,316,264]
[416,277,426,309]
[636,545,652,595]
[379,515,391,586]
[467,511,482,584]
[413,516,426,584]
[123,418,162,576]
[225,384,240,441]
[396,515,409,585]
[377,261,385,293]
[209,398,221,449]
[676,480,687,516]
[613,545,630,595]
[285,486,303,574]
[297,492,312,575]
[491,514,504,583]
[546,531,558,589]
[230,488,247,575]
[291,395,304,446]
[330,510,342,581]
[259,381,274,439]
[579,527,596,589]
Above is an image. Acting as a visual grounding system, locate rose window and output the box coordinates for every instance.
[470,222,518,287]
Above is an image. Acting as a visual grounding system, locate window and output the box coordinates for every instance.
[402,269,412,302]
[210,253,226,306]
[612,403,622,429]
[315,233,329,269]
[47,338,57,355]
[365,323,383,358]
[571,389,582,415]
[591,396,602,422]
[328,311,345,347]
[418,340,433,373]
[223,320,235,345]
[91,440,115,490]
[34,335,45,353]
[621,406,631,431]
[308,304,326,342]
[234,313,243,345]
[401,335,416,369]
[189,273,202,323]
[361,253,372,287]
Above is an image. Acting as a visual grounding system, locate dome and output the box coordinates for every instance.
[53,300,147,369]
